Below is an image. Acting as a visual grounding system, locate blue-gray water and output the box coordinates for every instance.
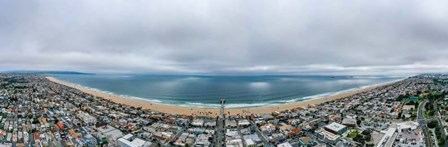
[52,74,401,108]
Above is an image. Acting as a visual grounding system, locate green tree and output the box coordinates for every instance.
[427,120,438,128]
[439,138,445,146]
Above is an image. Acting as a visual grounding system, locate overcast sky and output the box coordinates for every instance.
[1,0,448,75]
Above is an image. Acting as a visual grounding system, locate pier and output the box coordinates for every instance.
[216,99,226,147]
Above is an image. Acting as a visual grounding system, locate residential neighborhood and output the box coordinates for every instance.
[0,74,447,147]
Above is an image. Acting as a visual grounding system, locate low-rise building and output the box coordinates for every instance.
[116,134,151,147]
[324,122,347,135]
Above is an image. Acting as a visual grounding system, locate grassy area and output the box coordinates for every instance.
[418,96,427,103]
[434,123,446,146]
[347,130,359,138]
[411,113,417,120]
[424,110,435,119]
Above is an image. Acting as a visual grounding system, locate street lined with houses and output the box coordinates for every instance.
[0,74,448,146]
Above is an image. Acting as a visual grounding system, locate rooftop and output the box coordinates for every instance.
[325,122,347,132]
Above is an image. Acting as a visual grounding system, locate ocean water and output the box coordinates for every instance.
[52,74,402,108]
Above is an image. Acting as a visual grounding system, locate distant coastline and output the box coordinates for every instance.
[1,70,94,75]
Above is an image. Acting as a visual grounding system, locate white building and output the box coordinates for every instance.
[396,121,418,133]
[97,125,124,143]
[277,142,293,147]
[324,122,348,135]
[191,119,204,127]
[316,129,341,144]
[77,112,97,124]
[245,139,256,147]
[226,139,243,147]
[116,134,151,147]
[377,121,422,147]
[238,119,250,127]
[377,128,397,147]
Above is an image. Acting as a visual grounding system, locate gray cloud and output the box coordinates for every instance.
[1,0,448,75]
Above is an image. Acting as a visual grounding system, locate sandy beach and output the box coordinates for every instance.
[47,76,385,116]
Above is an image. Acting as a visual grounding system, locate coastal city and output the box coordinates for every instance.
[3,0,448,146]
[0,74,447,147]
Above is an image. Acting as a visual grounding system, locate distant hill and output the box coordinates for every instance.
[1,70,94,75]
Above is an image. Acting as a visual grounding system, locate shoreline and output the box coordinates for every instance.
[46,76,400,116]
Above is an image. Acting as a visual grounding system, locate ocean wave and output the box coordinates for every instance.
[53,77,405,108]
[61,81,167,104]
[175,102,280,108]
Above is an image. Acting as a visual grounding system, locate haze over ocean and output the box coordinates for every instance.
[53,74,401,108]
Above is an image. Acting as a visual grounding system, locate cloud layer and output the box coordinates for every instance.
[1,0,448,75]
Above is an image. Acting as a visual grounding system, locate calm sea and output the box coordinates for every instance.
[52,74,402,108]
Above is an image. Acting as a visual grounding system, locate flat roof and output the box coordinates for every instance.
[342,118,357,125]
[118,138,146,147]
[277,142,293,147]
[122,134,133,140]
[325,122,347,132]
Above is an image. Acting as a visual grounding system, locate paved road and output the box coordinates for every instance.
[215,117,225,147]
[418,100,434,147]
[215,99,226,147]
[430,129,439,147]
[418,100,427,121]
[433,99,448,147]
[252,122,272,147]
